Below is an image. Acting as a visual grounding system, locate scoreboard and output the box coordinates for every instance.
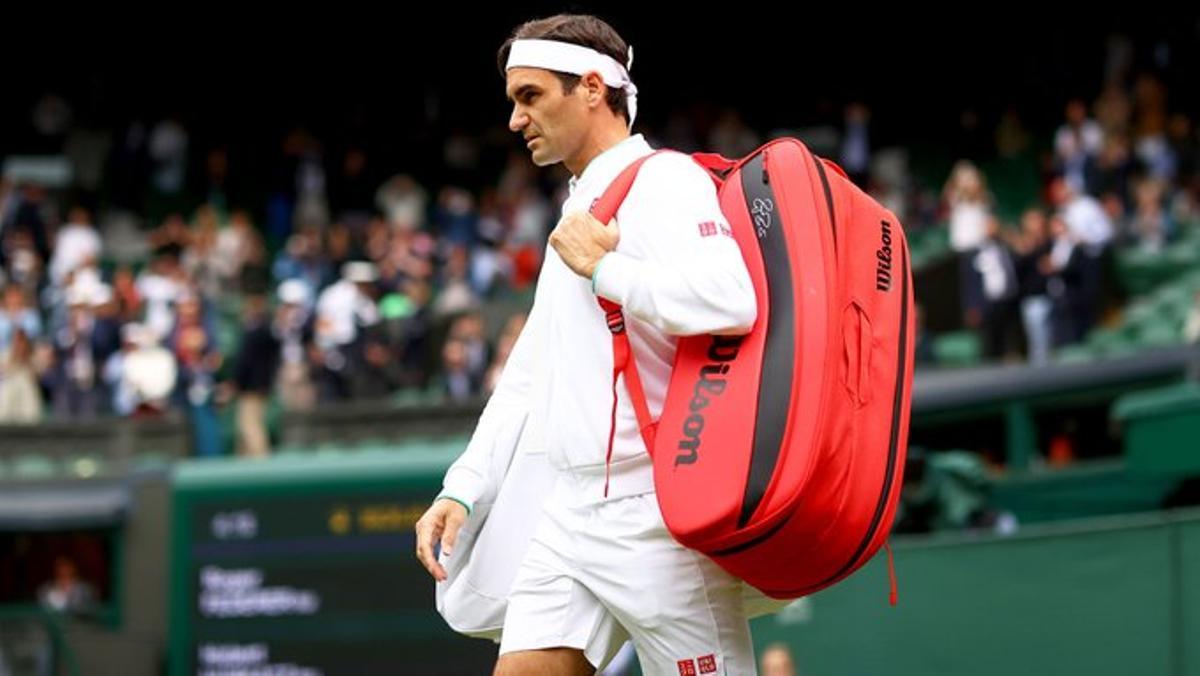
[168,450,497,675]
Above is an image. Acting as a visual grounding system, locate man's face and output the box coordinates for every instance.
[505,67,587,167]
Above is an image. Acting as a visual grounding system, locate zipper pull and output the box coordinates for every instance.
[885,539,898,606]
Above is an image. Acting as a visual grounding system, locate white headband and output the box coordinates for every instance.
[505,38,638,129]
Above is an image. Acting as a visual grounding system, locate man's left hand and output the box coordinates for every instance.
[549,211,619,278]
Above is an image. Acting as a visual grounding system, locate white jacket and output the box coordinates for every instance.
[441,133,756,508]
[436,134,788,638]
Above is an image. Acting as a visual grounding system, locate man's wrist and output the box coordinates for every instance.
[590,252,610,293]
[435,494,472,516]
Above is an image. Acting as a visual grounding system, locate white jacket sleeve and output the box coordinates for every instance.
[592,153,757,337]
[438,304,540,511]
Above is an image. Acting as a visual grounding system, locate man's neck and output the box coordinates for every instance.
[566,123,632,179]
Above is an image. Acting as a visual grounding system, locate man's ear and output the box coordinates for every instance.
[581,71,607,109]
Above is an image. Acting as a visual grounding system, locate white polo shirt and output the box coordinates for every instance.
[442,133,756,508]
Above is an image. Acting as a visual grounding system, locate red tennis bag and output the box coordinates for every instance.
[590,137,915,603]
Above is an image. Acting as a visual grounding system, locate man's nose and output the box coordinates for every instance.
[509,106,528,133]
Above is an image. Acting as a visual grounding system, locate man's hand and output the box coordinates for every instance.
[415,498,469,582]
[549,211,619,278]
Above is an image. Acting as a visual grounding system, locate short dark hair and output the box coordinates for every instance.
[497,14,630,124]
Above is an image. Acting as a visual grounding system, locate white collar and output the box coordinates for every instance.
[567,134,654,195]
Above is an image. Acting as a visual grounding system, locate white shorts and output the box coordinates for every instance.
[498,477,755,675]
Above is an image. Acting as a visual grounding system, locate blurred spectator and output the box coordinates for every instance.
[110,264,144,324]
[294,147,330,231]
[50,285,102,419]
[506,184,553,288]
[352,318,399,400]
[3,243,42,291]
[1054,98,1104,195]
[89,284,123,413]
[183,205,226,300]
[484,313,526,394]
[468,247,506,301]
[239,226,272,296]
[376,174,428,231]
[136,245,187,341]
[325,222,360,277]
[103,322,177,417]
[1013,208,1054,364]
[147,115,190,219]
[273,226,332,301]
[453,313,489,382]
[274,280,317,411]
[942,161,994,327]
[1100,191,1130,246]
[441,340,475,402]
[1132,76,1176,183]
[48,206,102,286]
[313,261,380,402]
[968,215,1020,359]
[433,186,479,248]
[1126,176,1172,252]
[0,328,43,424]
[102,324,138,417]
[759,643,798,676]
[433,245,480,318]
[149,212,192,253]
[1095,133,1136,213]
[1050,176,1113,337]
[363,218,392,273]
[167,292,222,456]
[3,184,53,267]
[216,210,270,294]
[232,293,280,458]
[0,284,43,353]
[1044,214,1088,347]
[440,311,490,401]
[383,277,435,390]
[470,192,514,298]
[944,160,993,253]
[37,557,96,615]
[839,102,872,189]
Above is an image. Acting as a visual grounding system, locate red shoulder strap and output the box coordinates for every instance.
[587,147,738,497]
[588,150,673,496]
